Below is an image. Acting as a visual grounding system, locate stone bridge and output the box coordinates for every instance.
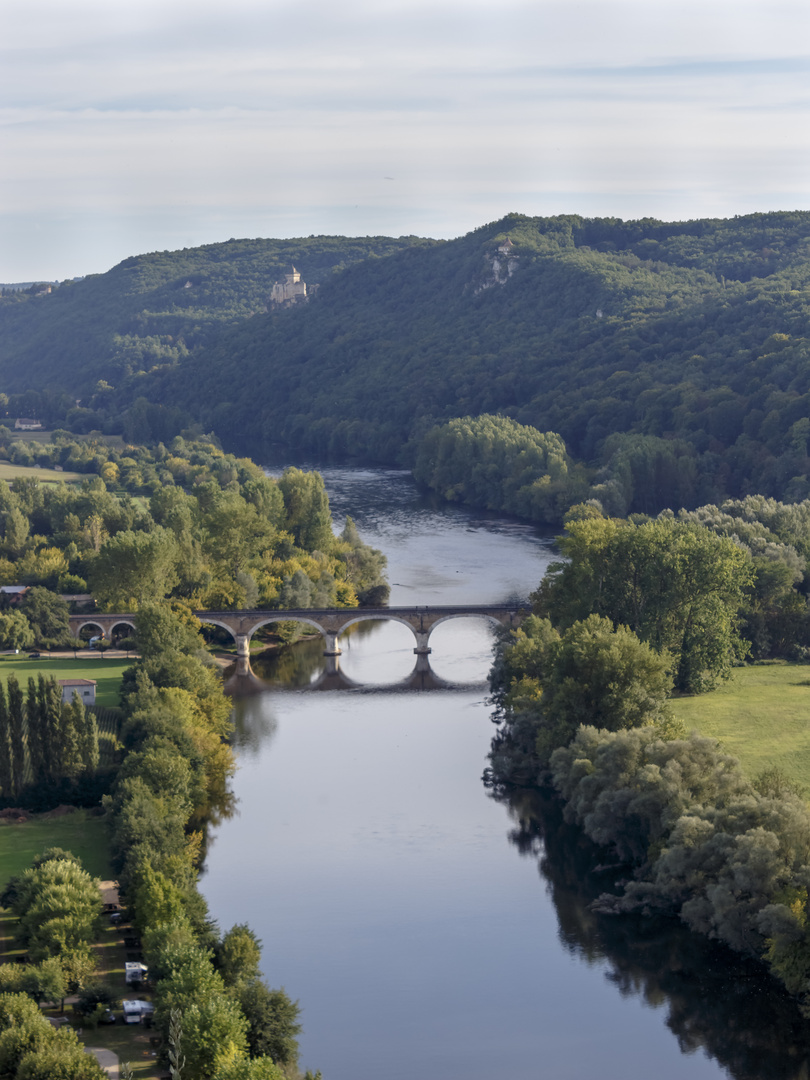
[195,604,527,658]
[70,604,528,658]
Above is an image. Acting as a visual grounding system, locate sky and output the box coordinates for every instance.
[2,0,809,281]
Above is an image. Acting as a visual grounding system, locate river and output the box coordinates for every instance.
[201,467,810,1080]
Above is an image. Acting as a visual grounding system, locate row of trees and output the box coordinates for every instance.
[106,603,319,1079]
[0,674,99,802]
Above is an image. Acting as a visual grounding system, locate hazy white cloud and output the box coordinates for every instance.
[1,0,809,278]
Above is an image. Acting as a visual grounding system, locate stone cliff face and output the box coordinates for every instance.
[473,238,519,294]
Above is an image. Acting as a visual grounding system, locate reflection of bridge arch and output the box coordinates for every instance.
[223,650,484,696]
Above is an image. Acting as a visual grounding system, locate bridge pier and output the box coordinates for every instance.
[324,652,341,676]
[323,631,342,657]
[236,634,250,660]
[414,650,432,674]
[413,631,432,656]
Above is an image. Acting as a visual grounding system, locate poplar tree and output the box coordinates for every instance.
[0,683,11,798]
[7,675,25,798]
[74,694,99,776]
[26,677,45,786]
[40,676,63,783]
[59,696,82,781]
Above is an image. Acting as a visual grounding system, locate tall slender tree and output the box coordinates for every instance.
[0,684,11,798]
[74,694,98,777]
[26,678,45,786]
[40,676,63,783]
[7,675,25,797]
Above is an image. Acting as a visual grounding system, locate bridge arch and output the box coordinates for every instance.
[322,613,428,648]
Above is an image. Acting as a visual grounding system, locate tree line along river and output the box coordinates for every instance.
[200,466,810,1080]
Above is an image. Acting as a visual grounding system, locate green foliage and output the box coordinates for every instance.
[414,414,588,523]
[533,614,673,763]
[535,513,754,692]
[11,853,101,967]
[20,588,70,646]
[75,980,119,1017]
[3,210,801,520]
[87,526,180,609]
[216,924,262,989]
[237,982,301,1066]
[0,612,34,652]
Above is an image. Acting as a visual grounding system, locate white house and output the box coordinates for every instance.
[57,678,96,705]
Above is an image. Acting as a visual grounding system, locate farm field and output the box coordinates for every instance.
[671,662,810,789]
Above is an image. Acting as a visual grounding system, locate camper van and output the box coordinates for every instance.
[122,1000,154,1025]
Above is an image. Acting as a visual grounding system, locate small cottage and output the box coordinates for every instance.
[57,678,96,705]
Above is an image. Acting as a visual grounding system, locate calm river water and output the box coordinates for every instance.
[201,468,810,1080]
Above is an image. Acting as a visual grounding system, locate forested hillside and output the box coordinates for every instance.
[0,234,428,419]
[6,211,810,512]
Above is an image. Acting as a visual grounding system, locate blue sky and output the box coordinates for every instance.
[2,0,809,280]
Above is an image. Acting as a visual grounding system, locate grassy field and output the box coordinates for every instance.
[671,662,810,788]
[6,431,125,449]
[0,656,129,707]
[0,809,112,889]
[0,462,85,484]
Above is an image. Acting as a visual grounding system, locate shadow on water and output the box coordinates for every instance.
[497,785,810,1080]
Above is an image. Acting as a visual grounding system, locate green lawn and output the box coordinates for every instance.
[0,657,129,707]
[0,462,84,484]
[0,809,112,889]
[671,662,810,788]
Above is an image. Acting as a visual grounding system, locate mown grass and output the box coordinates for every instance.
[0,809,112,889]
[671,662,810,789]
[0,462,85,484]
[0,657,129,708]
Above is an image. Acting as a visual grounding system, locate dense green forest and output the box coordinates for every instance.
[0,234,426,436]
[6,211,810,513]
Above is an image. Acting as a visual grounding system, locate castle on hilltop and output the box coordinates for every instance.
[269,266,310,307]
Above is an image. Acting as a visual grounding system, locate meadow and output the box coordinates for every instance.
[671,662,810,789]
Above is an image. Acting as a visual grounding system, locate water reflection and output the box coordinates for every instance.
[497,785,810,1080]
[223,641,486,695]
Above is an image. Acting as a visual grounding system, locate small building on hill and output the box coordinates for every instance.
[57,678,96,705]
[14,418,42,430]
[269,266,309,307]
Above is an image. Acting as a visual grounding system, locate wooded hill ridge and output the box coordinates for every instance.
[5,211,810,513]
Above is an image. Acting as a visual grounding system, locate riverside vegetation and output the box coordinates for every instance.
[0,444,386,1077]
[7,210,810,1060]
[488,502,810,1017]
